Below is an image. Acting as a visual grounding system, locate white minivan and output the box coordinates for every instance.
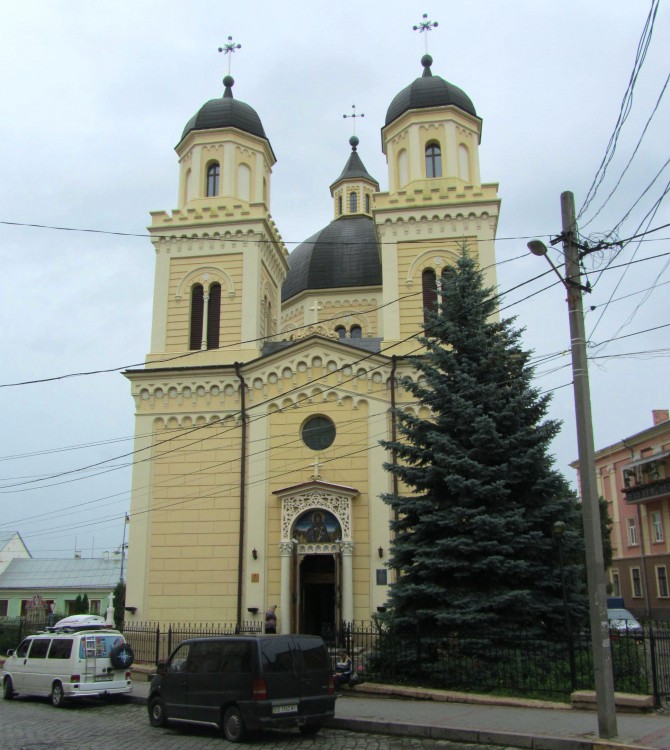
[1,615,134,707]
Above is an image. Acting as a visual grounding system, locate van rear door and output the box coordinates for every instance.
[259,637,300,717]
[294,636,334,715]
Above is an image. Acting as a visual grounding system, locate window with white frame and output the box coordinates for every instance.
[657,566,669,598]
[631,567,642,598]
[89,599,101,615]
[611,570,621,597]
[651,510,664,543]
[627,517,638,546]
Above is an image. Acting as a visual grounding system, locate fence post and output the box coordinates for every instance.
[154,624,161,666]
[648,625,660,708]
[168,624,173,659]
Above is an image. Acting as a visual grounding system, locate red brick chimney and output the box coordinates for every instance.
[652,409,669,426]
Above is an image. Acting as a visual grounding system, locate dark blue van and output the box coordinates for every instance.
[147,635,335,741]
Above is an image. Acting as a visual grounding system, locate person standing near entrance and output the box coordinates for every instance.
[265,604,277,634]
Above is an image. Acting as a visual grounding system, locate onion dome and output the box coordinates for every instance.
[282,216,381,303]
[330,136,379,191]
[385,55,477,127]
[179,76,270,145]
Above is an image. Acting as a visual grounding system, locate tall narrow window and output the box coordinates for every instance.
[631,568,642,598]
[422,268,437,323]
[611,570,621,597]
[206,162,220,197]
[652,510,664,542]
[627,517,638,546]
[425,143,442,178]
[189,284,204,350]
[349,192,357,213]
[207,283,221,349]
[657,566,669,598]
[335,325,346,339]
[350,324,362,339]
[365,194,371,213]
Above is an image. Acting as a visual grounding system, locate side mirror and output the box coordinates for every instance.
[156,661,167,675]
[6,649,14,657]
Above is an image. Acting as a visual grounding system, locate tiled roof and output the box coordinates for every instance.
[0,558,122,590]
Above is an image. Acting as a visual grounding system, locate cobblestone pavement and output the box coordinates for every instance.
[0,697,503,750]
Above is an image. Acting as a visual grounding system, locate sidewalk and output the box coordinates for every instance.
[129,673,670,750]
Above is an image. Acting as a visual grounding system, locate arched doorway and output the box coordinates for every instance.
[299,554,337,635]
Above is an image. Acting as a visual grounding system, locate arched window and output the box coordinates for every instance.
[425,143,442,178]
[237,163,251,201]
[182,168,192,205]
[207,283,221,349]
[206,162,220,197]
[189,284,204,350]
[458,144,470,182]
[365,194,371,213]
[397,149,408,187]
[422,268,437,323]
[334,325,346,339]
[338,195,343,216]
[349,192,357,213]
[350,324,362,339]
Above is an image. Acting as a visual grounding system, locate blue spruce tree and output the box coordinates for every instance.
[381,248,586,634]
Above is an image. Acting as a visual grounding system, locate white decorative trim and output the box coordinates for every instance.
[175,266,236,302]
[279,489,357,543]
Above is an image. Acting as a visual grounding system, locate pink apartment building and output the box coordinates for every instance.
[588,409,670,619]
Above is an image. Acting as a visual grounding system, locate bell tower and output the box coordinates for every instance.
[373,20,500,352]
[145,56,288,368]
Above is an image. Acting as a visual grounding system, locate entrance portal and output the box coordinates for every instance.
[299,554,336,635]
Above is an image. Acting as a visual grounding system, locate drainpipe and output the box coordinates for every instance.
[623,439,651,617]
[234,362,247,631]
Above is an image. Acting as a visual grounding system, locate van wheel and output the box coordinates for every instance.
[3,677,14,700]
[51,682,66,708]
[223,705,246,742]
[148,696,168,727]
[299,723,322,736]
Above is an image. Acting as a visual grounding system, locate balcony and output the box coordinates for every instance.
[622,451,670,504]
[623,476,670,504]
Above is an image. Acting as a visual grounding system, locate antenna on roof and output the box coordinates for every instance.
[413,13,438,54]
[218,35,242,76]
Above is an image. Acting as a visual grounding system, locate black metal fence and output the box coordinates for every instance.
[327,620,670,705]
[122,620,263,665]
[2,615,668,705]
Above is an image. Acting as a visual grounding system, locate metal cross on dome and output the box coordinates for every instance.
[218,36,241,76]
[343,104,365,136]
[413,13,438,54]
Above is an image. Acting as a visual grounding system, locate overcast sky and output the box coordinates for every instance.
[0,1,668,559]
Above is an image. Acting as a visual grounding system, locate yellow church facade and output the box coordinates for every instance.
[124,54,500,633]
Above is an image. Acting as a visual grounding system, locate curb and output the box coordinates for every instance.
[324,717,657,750]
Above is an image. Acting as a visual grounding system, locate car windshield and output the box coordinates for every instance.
[608,609,635,620]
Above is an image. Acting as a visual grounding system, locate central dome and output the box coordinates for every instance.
[179,76,269,145]
[282,216,381,302]
[385,55,477,127]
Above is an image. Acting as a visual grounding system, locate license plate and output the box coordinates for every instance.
[272,704,298,715]
[94,674,113,682]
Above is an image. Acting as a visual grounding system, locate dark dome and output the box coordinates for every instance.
[282,216,381,302]
[179,77,269,145]
[385,55,477,127]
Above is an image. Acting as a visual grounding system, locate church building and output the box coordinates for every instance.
[123,50,501,634]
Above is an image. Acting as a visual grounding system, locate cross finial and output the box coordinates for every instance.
[343,104,365,136]
[311,456,321,481]
[413,13,438,54]
[218,36,241,76]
